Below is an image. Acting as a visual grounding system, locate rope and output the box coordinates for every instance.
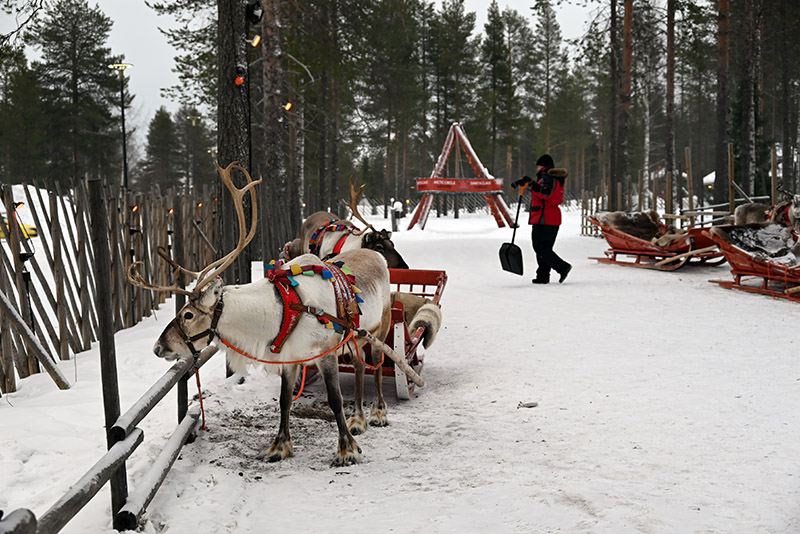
[194,367,207,430]
[219,329,354,364]
[349,337,384,371]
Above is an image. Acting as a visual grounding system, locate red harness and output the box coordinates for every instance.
[265,260,361,353]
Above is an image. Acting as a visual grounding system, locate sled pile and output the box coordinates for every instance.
[588,211,726,271]
[707,224,800,301]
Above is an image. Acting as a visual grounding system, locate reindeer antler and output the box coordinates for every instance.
[126,161,262,297]
[191,161,262,293]
[127,260,195,296]
[347,180,377,236]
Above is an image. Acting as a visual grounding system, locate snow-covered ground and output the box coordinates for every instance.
[2,207,799,533]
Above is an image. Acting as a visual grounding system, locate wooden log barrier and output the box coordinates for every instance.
[109,345,217,442]
[113,407,201,531]
[0,289,70,390]
[34,429,144,534]
[0,509,36,534]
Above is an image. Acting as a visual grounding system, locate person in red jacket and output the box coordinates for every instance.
[511,154,572,284]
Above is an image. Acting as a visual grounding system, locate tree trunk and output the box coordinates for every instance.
[666,0,676,208]
[780,1,794,188]
[319,69,329,212]
[715,0,730,204]
[741,0,756,195]
[217,0,250,284]
[609,0,619,209]
[619,0,633,210]
[259,0,290,259]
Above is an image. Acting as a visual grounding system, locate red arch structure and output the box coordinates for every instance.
[408,122,514,230]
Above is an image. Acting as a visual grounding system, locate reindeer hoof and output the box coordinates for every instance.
[368,408,389,427]
[331,451,360,467]
[348,416,368,436]
[258,441,292,462]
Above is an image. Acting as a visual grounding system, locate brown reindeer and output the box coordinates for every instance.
[128,162,419,466]
[282,182,409,268]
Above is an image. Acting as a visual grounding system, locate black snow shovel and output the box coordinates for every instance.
[499,184,526,275]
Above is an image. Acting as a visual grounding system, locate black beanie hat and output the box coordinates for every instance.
[536,154,554,168]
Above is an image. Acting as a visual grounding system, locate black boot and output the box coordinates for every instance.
[531,277,550,284]
[558,264,572,283]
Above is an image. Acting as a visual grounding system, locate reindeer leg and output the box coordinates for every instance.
[347,353,368,435]
[319,356,360,467]
[369,345,389,427]
[259,364,300,462]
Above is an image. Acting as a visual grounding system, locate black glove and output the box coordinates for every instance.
[511,176,531,189]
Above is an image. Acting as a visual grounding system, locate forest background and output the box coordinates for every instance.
[1,0,799,271]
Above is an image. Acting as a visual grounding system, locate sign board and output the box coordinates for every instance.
[415,177,504,194]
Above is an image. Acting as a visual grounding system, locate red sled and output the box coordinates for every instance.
[588,217,726,271]
[338,268,447,399]
[706,227,800,301]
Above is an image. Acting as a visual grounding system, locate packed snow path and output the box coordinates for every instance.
[1,209,799,533]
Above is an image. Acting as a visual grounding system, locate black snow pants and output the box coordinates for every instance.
[531,224,570,281]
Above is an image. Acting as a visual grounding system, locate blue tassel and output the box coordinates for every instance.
[321,269,333,280]
[355,295,364,303]
[287,275,299,287]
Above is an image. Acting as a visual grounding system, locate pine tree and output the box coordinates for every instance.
[479,1,511,174]
[25,0,121,186]
[139,107,182,191]
[148,0,217,113]
[0,45,47,183]
[531,0,567,154]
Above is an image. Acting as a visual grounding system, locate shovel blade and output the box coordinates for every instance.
[499,242,524,275]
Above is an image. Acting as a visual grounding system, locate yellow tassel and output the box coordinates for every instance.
[290,264,303,275]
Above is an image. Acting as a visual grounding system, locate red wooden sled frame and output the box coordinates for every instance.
[588,217,726,271]
[338,268,447,400]
[707,229,800,301]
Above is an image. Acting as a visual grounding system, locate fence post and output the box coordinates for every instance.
[685,147,694,228]
[666,172,673,216]
[728,142,735,214]
[87,177,128,517]
[771,145,778,205]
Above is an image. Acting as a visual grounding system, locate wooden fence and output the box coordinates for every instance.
[0,179,218,395]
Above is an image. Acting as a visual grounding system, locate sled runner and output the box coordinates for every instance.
[707,226,800,301]
[338,267,447,399]
[588,216,726,271]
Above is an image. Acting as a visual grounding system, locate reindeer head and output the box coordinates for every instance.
[347,180,409,269]
[362,229,409,269]
[127,161,261,360]
[154,278,224,360]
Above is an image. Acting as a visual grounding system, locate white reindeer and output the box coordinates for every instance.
[127,162,421,466]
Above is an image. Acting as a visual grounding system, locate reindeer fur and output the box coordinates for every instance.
[598,210,662,240]
[734,203,770,226]
[391,292,442,349]
[287,210,408,268]
[153,249,392,467]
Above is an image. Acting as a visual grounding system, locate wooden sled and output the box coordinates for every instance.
[706,228,800,301]
[338,268,447,400]
[588,217,726,271]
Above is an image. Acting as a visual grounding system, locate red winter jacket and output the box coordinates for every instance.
[528,168,568,225]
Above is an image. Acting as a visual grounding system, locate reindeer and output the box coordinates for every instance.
[769,190,800,232]
[281,182,409,268]
[128,162,422,466]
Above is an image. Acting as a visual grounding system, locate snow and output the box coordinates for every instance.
[2,207,800,533]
